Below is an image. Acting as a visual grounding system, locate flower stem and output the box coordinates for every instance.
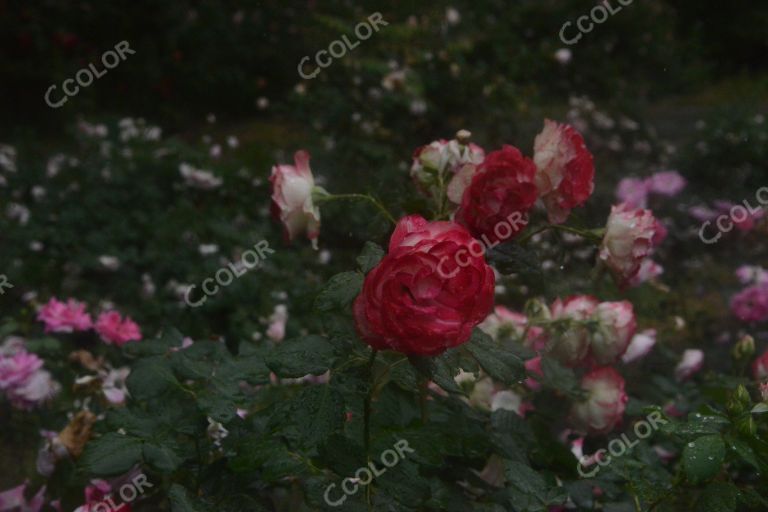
[364,349,378,456]
[317,193,397,225]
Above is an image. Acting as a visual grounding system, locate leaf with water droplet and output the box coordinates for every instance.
[683,434,725,483]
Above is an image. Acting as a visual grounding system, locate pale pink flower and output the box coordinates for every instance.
[266,304,288,342]
[615,177,650,208]
[714,200,765,232]
[730,284,768,323]
[94,311,142,346]
[735,265,768,286]
[621,329,657,363]
[674,349,704,381]
[490,390,529,417]
[628,259,664,287]
[102,366,131,405]
[6,369,61,410]
[548,295,598,366]
[410,138,485,204]
[36,298,92,333]
[570,367,628,434]
[524,356,543,391]
[0,482,46,512]
[590,301,636,365]
[647,171,686,196]
[270,150,321,248]
[599,203,664,287]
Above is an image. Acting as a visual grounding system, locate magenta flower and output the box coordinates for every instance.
[730,284,768,323]
[0,350,60,410]
[94,311,142,346]
[37,298,93,333]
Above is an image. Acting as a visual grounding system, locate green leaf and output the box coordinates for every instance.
[169,483,212,512]
[696,481,738,512]
[265,335,338,378]
[682,434,725,483]
[464,330,524,385]
[126,357,179,400]
[290,385,345,448]
[409,353,463,394]
[314,271,363,311]
[487,243,543,280]
[539,358,582,399]
[504,461,567,511]
[143,442,183,472]
[80,433,143,476]
[357,241,385,273]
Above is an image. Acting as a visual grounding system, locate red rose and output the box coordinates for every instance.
[533,120,595,224]
[455,145,538,244]
[353,215,495,356]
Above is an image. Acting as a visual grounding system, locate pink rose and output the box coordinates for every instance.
[674,349,704,381]
[615,177,650,209]
[353,215,495,356]
[6,370,61,410]
[548,295,598,367]
[0,351,43,390]
[621,329,657,363]
[590,301,636,365]
[752,350,768,381]
[270,150,321,248]
[94,312,142,346]
[730,284,768,323]
[37,298,92,333]
[533,119,595,224]
[648,171,686,197]
[628,259,664,287]
[599,203,664,287]
[570,367,628,434]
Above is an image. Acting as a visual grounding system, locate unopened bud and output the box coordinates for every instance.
[456,129,472,145]
[732,334,755,360]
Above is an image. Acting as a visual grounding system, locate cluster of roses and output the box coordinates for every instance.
[0,337,60,410]
[270,120,667,435]
[481,297,636,433]
[731,265,768,324]
[37,297,142,346]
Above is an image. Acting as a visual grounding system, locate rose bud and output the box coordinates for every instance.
[570,367,628,434]
[410,134,485,204]
[455,145,538,245]
[548,295,598,367]
[598,203,664,288]
[533,120,595,224]
[353,215,495,356]
[590,301,636,365]
[674,349,704,381]
[621,329,657,364]
[270,150,321,249]
[752,349,768,381]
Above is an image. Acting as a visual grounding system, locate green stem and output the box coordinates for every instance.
[419,378,429,423]
[364,350,378,456]
[317,193,397,225]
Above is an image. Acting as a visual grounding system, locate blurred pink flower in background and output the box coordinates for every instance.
[0,481,46,512]
[629,259,664,287]
[674,349,704,381]
[621,329,657,363]
[753,350,768,381]
[647,171,686,196]
[37,297,92,333]
[736,265,768,285]
[94,311,142,346]
[615,177,650,208]
[266,304,288,342]
[730,284,768,323]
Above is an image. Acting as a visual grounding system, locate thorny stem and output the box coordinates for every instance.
[318,193,397,225]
